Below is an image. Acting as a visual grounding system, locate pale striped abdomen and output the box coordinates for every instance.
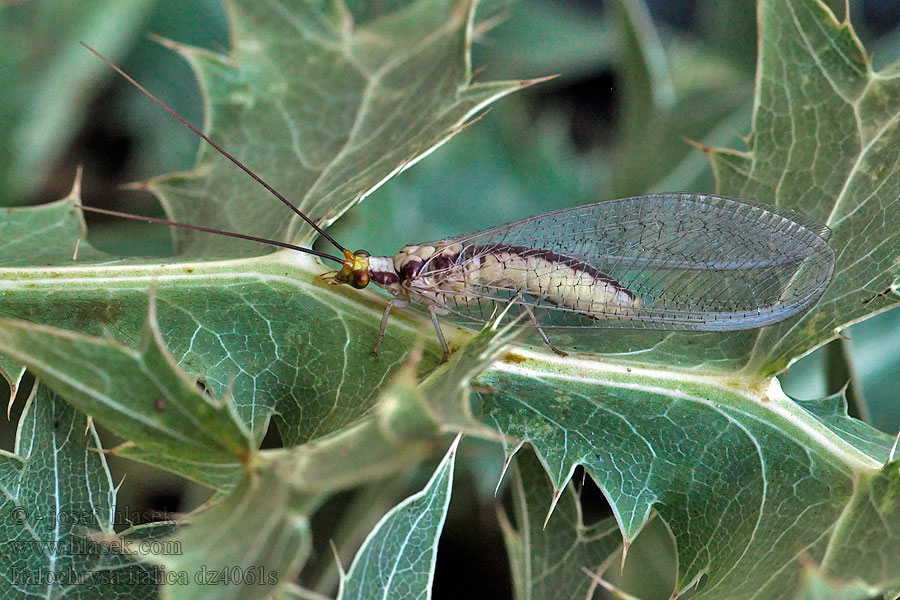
[464,245,640,315]
[398,243,640,319]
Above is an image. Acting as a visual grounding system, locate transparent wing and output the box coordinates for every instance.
[411,193,835,331]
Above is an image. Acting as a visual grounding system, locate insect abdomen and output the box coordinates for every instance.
[469,245,640,315]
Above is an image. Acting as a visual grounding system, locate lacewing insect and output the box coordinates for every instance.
[77,43,836,361]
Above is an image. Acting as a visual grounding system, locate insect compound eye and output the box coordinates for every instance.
[350,269,370,289]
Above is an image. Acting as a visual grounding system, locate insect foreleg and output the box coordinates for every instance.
[521,303,567,357]
[428,305,451,363]
[372,299,396,356]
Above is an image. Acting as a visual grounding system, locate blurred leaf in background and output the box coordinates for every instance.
[0,1,157,205]
[0,0,228,255]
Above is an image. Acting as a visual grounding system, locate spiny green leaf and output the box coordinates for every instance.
[337,435,459,600]
[148,0,530,256]
[710,0,900,377]
[0,188,109,267]
[0,0,526,444]
[0,357,24,413]
[499,448,621,600]
[135,465,311,600]
[796,391,897,463]
[0,251,508,494]
[821,459,900,585]
[0,384,165,599]
[0,301,254,490]
[479,351,899,598]
[0,197,450,441]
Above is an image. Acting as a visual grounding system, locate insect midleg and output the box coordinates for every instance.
[428,305,450,363]
[372,299,395,356]
[520,303,567,357]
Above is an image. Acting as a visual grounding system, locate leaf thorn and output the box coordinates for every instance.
[329,538,347,580]
[119,180,151,192]
[680,135,712,154]
[542,488,562,530]
[66,165,84,201]
[519,74,560,88]
[581,566,639,599]
[495,453,514,497]
[146,32,197,60]
[889,429,900,463]
[6,383,18,420]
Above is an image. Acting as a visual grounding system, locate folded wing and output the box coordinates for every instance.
[410,193,835,331]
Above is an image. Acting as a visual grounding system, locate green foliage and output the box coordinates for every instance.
[0,384,172,599]
[137,465,311,600]
[711,0,900,376]
[0,299,253,490]
[0,0,159,205]
[498,448,622,600]
[1,0,899,599]
[481,357,897,597]
[147,0,528,257]
[337,436,459,599]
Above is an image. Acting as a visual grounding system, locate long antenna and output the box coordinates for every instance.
[77,205,345,264]
[79,41,352,259]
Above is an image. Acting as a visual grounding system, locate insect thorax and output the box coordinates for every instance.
[392,243,463,282]
[366,255,401,290]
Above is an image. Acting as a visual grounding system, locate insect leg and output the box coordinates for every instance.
[371,299,395,356]
[428,305,451,363]
[521,304,567,357]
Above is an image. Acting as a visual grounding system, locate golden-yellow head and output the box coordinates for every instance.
[333,249,371,289]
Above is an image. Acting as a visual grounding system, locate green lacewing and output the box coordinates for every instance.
[78,43,835,361]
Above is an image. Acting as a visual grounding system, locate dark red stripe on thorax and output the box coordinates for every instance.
[370,270,400,286]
